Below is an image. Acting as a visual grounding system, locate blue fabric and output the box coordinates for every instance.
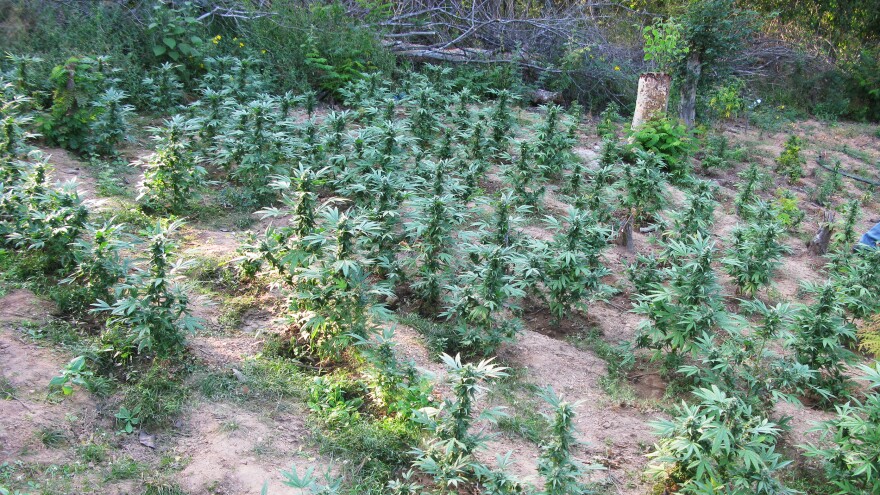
[860,222,880,248]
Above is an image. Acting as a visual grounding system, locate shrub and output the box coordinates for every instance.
[771,189,805,231]
[4,155,90,270]
[146,1,206,83]
[790,282,858,402]
[88,88,134,157]
[93,220,202,358]
[441,244,524,356]
[802,362,880,495]
[595,103,621,139]
[634,234,732,360]
[734,162,765,216]
[137,116,206,213]
[669,179,717,240]
[409,354,508,491]
[61,221,132,311]
[630,117,693,182]
[681,300,815,414]
[622,149,669,224]
[721,205,790,296]
[526,209,611,324]
[646,386,795,495]
[775,135,806,184]
[286,208,392,363]
[538,388,601,495]
[42,56,107,152]
[141,62,184,111]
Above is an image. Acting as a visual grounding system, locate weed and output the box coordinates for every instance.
[105,456,144,481]
[37,428,67,448]
[775,135,806,184]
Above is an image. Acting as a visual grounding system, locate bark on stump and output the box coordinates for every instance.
[808,210,836,256]
[615,214,635,252]
[631,72,672,131]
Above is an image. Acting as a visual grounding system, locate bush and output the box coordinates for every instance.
[630,117,693,182]
[647,386,795,495]
[41,56,107,152]
[775,135,806,184]
[137,116,206,213]
[93,220,201,358]
[802,362,880,494]
[240,3,396,95]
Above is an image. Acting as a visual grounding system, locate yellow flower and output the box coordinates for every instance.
[261,49,267,54]
[212,35,221,45]
[614,66,620,71]
[239,42,244,48]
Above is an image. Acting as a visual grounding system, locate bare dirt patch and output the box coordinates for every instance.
[172,401,327,495]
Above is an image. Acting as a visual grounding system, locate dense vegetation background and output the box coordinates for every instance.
[1,0,878,121]
[2,1,880,495]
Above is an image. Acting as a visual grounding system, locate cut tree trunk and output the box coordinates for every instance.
[615,214,635,252]
[808,210,836,255]
[631,72,672,131]
[679,51,701,128]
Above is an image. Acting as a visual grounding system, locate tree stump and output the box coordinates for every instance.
[631,72,672,131]
[808,210,836,255]
[615,214,635,252]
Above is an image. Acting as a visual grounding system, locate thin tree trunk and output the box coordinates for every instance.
[679,51,701,128]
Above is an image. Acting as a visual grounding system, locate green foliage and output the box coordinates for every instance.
[88,88,134,157]
[279,465,343,495]
[302,31,371,98]
[42,56,107,152]
[596,103,621,139]
[410,354,508,491]
[802,362,880,495]
[622,149,669,224]
[141,62,184,111]
[669,179,717,240]
[630,118,693,182]
[642,19,688,74]
[635,234,731,359]
[406,192,466,315]
[812,159,844,207]
[722,204,791,296]
[442,243,524,356]
[831,199,860,250]
[137,116,206,213]
[538,388,601,495]
[734,163,765,216]
[525,209,612,324]
[62,221,132,308]
[93,219,202,358]
[681,300,815,413]
[146,1,205,82]
[354,328,432,420]
[647,386,794,495]
[114,405,141,434]
[2,153,90,270]
[771,189,805,230]
[775,135,806,184]
[699,134,743,171]
[707,79,746,121]
[790,282,857,402]
[48,355,91,396]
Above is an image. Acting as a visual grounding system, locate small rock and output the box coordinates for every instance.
[232,368,247,382]
[139,430,157,449]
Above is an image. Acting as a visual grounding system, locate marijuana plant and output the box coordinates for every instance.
[647,386,795,495]
[137,116,206,213]
[93,220,202,358]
